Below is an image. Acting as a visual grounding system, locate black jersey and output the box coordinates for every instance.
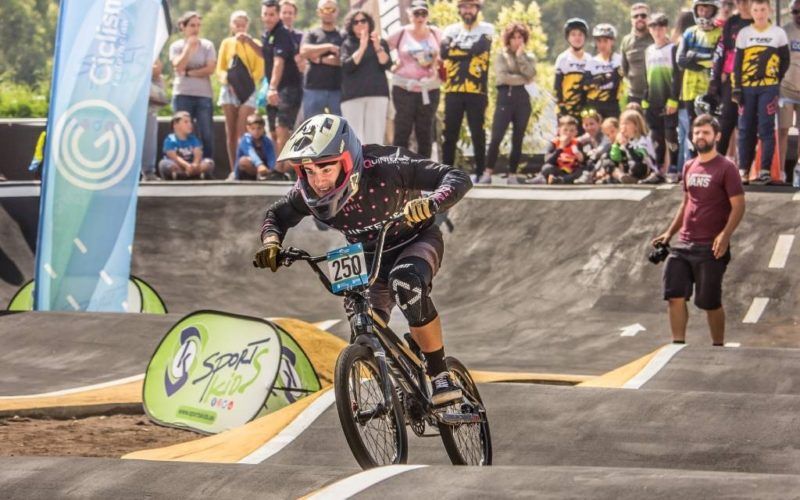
[261,145,472,252]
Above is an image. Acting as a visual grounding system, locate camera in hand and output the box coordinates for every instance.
[648,242,670,264]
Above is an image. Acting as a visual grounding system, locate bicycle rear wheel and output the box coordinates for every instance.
[438,356,492,465]
[334,344,408,469]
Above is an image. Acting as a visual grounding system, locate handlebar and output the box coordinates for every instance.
[277,212,407,295]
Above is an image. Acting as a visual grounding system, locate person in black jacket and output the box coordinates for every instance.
[339,10,392,145]
[254,114,472,406]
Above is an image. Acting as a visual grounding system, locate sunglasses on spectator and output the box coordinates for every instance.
[319,6,336,14]
[632,13,648,19]
[412,10,428,17]
[353,18,369,24]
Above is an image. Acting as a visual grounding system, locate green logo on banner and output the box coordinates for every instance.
[144,311,320,434]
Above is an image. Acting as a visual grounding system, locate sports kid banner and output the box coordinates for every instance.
[34,0,166,311]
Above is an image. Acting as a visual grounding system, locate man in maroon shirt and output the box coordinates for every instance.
[652,114,745,346]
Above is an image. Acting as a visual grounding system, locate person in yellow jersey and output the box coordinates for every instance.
[555,18,592,129]
[732,0,790,184]
[440,0,494,184]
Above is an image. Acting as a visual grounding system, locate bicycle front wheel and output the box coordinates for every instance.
[334,344,408,469]
[438,356,492,465]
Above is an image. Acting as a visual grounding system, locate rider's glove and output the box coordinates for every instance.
[404,197,437,223]
[253,241,281,272]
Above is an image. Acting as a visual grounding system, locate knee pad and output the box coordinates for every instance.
[388,257,438,327]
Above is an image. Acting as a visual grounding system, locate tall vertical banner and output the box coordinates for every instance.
[34,0,165,311]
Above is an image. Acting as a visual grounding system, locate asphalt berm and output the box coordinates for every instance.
[0,182,798,498]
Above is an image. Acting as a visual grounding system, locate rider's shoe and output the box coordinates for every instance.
[431,371,462,406]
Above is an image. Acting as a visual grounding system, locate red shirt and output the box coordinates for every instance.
[680,154,744,245]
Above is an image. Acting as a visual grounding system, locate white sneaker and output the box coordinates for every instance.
[430,371,462,406]
[225,171,236,182]
[477,173,492,184]
[507,175,519,185]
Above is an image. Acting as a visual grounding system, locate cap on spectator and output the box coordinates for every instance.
[410,0,430,11]
[230,10,249,23]
[648,12,669,26]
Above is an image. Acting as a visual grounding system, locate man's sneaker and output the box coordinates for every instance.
[751,171,771,185]
[639,172,665,184]
[507,175,520,185]
[477,173,492,184]
[739,169,749,185]
[141,172,159,182]
[430,371,462,406]
[666,172,680,184]
[225,171,236,182]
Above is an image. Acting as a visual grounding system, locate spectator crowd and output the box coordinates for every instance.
[141,0,800,188]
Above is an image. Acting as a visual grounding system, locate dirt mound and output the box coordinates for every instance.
[0,414,198,458]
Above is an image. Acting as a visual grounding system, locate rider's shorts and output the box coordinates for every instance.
[364,224,444,322]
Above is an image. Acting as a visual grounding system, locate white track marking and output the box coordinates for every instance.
[467,187,651,201]
[238,389,335,464]
[743,297,769,323]
[623,343,686,389]
[0,183,654,201]
[619,323,646,337]
[312,319,342,331]
[73,238,88,254]
[65,295,80,310]
[794,191,800,201]
[725,342,741,347]
[0,374,144,399]
[768,235,795,269]
[307,465,428,500]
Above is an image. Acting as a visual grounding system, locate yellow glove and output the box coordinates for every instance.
[253,241,281,272]
[403,197,436,223]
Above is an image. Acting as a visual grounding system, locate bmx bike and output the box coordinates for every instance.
[274,213,492,468]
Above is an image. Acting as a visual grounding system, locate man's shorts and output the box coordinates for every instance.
[267,86,303,131]
[663,242,731,310]
[217,84,257,109]
[779,95,800,129]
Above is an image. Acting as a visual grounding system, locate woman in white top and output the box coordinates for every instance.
[387,0,442,158]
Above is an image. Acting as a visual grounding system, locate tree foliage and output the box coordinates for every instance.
[1,0,692,118]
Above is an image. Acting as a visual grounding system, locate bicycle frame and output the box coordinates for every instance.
[278,213,436,416]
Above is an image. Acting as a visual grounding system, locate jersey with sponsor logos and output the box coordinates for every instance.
[645,42,679,108]
[733,25,790,88]
[440,22,494,94]
[677,26,722,102]
[584,52,623,106]
[261,145,471,252]
[680,154,743,245]
[710,14,753,92]
[554,49,591,115]
[780,22,800,98]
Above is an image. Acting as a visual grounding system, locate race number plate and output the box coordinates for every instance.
[326,243,369,293]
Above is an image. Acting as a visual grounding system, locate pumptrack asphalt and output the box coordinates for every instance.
[0,182,798,498]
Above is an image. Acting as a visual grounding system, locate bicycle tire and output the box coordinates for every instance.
[334,343,408,469]
[438,356,492,466]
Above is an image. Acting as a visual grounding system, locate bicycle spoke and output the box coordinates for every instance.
[347,359,399,465]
